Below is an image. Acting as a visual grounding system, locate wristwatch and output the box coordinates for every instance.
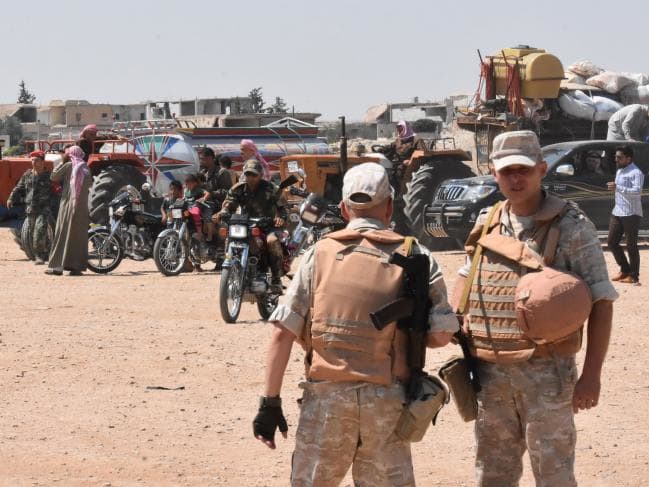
[259,396,282,408]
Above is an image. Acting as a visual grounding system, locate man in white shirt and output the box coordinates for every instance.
[607,145,645,285]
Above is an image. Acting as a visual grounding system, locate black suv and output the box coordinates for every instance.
[424,141,649,246]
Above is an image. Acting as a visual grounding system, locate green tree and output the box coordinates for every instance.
[0,116,24,145]
[267,96,288,114]
[17,80,36,104]
[412,118,439,133]
[248,87,265,113]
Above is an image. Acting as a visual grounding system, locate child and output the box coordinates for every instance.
[160,180,184,225]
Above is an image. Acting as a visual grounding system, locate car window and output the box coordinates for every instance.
[542,147,571,167]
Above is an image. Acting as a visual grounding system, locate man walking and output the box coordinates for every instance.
[450,131,618,487]
[607,145,645,285]
[253,163,457,486]
[7,150,56,264]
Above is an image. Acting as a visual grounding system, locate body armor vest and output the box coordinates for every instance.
[306,228,410,384]
[465,199,582,364]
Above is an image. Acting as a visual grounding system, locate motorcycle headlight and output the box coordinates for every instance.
[171,208,183,219]
[228,224,248,239]
[114,206,126,217]
[463,185,496,201]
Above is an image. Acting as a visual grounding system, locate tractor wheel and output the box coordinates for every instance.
[88,165,146,225]
[403,160,475,251]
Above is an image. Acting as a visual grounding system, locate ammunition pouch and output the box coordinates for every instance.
[394,374,448,442]
[439,356,478,422]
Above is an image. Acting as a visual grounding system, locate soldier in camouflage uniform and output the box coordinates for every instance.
[448,131,618,487]
[217,159,288,292]
[253,163,458,486]
[7,151,57,264]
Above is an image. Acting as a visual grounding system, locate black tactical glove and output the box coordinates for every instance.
[253,396,288,448]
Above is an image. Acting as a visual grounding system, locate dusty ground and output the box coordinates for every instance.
[1,227,648,486]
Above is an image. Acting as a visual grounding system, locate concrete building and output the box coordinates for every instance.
[364,98,450,139]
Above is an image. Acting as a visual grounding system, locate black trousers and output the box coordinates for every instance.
[607,215,641,279]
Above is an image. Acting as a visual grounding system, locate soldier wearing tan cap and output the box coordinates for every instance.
[449,131,618,486]
[253,162,457,486]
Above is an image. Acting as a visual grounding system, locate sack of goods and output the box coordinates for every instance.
[621,85,649,105]
[568,60,604,78]
[515,266,592,344]
[559,90,623,121]
[586,71,637,94]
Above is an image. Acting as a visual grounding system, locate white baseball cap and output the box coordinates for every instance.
[342,162,393,209]
[490,130,543,171]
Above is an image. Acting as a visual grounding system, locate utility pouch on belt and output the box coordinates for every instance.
[438,356,477,422]
[394,374,448,442]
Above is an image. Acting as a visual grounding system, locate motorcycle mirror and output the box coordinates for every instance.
[279,175,299,190]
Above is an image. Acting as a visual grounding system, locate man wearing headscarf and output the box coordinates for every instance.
[389,121,425,162]
[76,124,108,162]
[46,146,92,276]
[240,139,271,180]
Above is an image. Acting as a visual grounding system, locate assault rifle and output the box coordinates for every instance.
[369,251,431,403]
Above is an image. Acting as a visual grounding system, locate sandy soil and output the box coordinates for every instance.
[1,228,647,486]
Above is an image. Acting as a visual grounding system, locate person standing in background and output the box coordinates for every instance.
[607,145,645,285]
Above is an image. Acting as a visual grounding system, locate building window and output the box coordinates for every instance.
[140,113,145,120]
[101,113,108,118]
[114,113,120,121]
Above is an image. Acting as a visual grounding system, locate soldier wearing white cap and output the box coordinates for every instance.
[253,162,457,486]
[449,131,618,486]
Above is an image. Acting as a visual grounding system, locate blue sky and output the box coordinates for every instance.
[3,0,647,120]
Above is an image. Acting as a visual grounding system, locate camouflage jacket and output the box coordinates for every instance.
[200,166,233,202]
[220,180,287,220]
[8,170,55,215]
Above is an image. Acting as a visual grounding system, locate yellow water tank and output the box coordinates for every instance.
[492,46,564,99]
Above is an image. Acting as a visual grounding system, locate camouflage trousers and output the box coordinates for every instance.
[266,231,284,277]
[291,381,415,487]
[475,356,578,487]
[31,213,51,259]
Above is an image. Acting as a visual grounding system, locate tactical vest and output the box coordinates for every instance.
[465,197,582,364]
[305,228,410,384]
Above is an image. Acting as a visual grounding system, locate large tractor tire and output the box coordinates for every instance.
[89,165,146,225]
[403,160,475,251]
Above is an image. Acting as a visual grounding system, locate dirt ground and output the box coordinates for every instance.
[1,227,648,486]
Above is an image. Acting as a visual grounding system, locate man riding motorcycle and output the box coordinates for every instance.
[216,159,288,293]
[198,147,234,204]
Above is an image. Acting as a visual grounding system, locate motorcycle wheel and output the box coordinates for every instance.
[20,217,35,260]
[87,228,124,273]
[219,264,243,323]
[153,232,187,276]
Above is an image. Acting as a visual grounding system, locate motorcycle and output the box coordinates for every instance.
[218,175,299,323]
[286,186,346,255]
[87,185,165,273]
[219,215,286,323]
[153,200,224,276]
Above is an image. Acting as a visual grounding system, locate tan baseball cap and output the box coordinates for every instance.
[490,130,543,171]
[242,158,262,175]
[342,162,393,209]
